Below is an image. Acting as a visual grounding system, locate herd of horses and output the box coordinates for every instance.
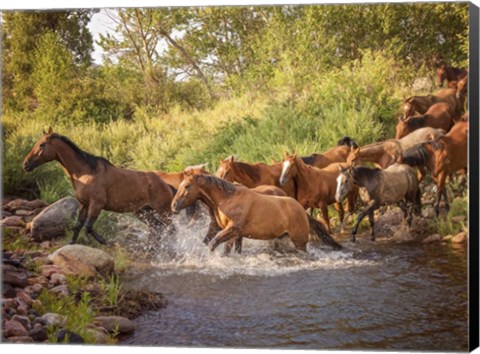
[22,62,469,254]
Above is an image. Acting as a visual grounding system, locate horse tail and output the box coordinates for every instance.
[308,215,342,250]
[400,143,431,167]
[337,136,358,149]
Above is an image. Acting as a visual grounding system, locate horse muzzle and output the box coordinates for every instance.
[279,176,289,186]
[171,200,183,214]
[23,160,36,172]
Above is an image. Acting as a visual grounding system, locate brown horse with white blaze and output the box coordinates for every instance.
[279,153,358,233]
[23,129,174,244]
[171,174,342,252]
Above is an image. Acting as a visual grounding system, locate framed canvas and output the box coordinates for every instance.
[1,0,479,352]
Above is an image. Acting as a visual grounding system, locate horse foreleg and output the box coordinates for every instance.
[351,202,379,242]
[203,220,222,245]
[367,210,375,241]
[70,204,87,244]
[333,202,345,232]
[209,227,239,252]
[223,236,243,255]
[85,202,107,245]
[318,203,331,233]
[435,173,447,217]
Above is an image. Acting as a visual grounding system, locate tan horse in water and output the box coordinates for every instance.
[171,174,342,252]
[400,121,468,216]
[346,140,402,168]
[215,156,297,197]
[395,102,454,139]
[336,164,421,242]
[23,129,174,244]
[279,153,358,233]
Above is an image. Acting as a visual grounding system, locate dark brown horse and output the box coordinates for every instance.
[436,62,468,88]
[279,153,358,233]
[400,121,468,216]
[23,129,174,244]
[336,164,421,242]
[395,102,454,139]
[215,156,297,197]
[171,174,342,252]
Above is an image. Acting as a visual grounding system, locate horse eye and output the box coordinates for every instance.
[39,143,46,148]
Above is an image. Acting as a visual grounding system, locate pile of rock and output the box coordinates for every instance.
[2,246,134,344]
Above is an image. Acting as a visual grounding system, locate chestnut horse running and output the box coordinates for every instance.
[279,153,358,233]
[23,129,174,244]
[171,174,342,252]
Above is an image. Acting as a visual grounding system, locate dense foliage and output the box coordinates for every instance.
[2,3,469,198]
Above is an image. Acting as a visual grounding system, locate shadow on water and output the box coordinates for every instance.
[121,207,468,351]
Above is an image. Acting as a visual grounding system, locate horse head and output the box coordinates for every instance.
[346,146,361,166]
[279,151,297,185]
[395,116,412,139]
[215,155,235,181]
[171,174,205,213]
[335,165,355,203]
[23,127,57,172]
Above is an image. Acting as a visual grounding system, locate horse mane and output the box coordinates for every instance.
[352,166,382,185]
[50,133,112,172]
[407,116,426,130]
[401,143,431,167]
[300,155,316,165]
[233,161,261,181]
[202,175,236,194]
[337,136,358,148]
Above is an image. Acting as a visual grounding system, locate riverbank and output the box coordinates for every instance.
[1,196,166,344]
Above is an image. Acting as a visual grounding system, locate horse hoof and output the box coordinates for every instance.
[350,236,356,242]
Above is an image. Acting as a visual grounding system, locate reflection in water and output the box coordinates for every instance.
[122,213,468,351]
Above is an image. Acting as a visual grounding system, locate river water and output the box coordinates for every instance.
[122,212,468,351]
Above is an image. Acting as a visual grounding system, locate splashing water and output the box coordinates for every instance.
[136,204,379,278]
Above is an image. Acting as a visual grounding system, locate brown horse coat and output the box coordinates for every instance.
[23,130,174,244]
[395,102,454,139]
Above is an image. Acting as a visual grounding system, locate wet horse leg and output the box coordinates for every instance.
[434,173,447,216]
[318,202,331,233]
[333,202,345,232]
[70,204,87,244]
[223,236,243,255]
[351,201,379,242]
[367,210,375,241]
[209,227,240,252]
[84,201,107,245]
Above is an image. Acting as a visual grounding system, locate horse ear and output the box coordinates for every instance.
[47,127,53,134]
[229,155,234,162]
[403,95,407,102]
[351,146,359,154]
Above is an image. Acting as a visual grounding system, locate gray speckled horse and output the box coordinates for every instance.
[335,164,421,242]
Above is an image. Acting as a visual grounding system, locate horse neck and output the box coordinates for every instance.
[52,140,93,178]
[231,162,260,187]
[158,172,183,188]
[359,144,384,160]
[294,158,318,187]
[198,183,232,208]
[353,168,377,194]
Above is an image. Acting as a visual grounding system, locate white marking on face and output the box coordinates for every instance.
[179,179,187,190]
[335,174,344,202]
[281,160,290,178]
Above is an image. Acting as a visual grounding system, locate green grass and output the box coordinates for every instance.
[431,195,468,237]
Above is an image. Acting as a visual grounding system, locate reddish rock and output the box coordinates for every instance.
[50,273,67,286]
[2,211,13,218]
[0,215,25,227]
[2,298,18,312]
[40,264,68,278]
[16,289,33,306]
[15,209,35,217]
[4,319,29,337]
[11,315,31,330]
[3,264,29,288]
[4,199,30,212]
[5,336,34,343]
[28,276,49,287]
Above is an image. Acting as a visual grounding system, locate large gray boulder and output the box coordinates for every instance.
[30,197,79,242]
[48,245,115,277]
